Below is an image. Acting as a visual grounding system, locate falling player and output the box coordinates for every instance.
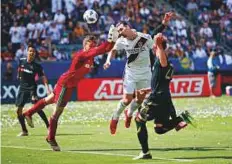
[23,25,119,151]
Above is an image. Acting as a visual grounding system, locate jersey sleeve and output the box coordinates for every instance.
[146,35,154,49]
[84,41,114,58]
[151,24,166,37]
[114,38,125,51]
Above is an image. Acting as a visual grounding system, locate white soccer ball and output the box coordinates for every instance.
[83,9,98,24]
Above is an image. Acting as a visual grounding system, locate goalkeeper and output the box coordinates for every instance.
[23,25,119,151]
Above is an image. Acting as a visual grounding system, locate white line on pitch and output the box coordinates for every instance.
[1,145,194,162]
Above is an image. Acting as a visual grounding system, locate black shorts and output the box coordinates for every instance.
[145,92,174,124]
[15,90,38,107]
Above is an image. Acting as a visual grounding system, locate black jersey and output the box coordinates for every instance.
[151,58,174,94]
[18,58,44,91]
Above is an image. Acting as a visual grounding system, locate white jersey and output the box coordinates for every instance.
[114,32,154,81]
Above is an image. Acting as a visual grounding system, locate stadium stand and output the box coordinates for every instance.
[1,0,232,79]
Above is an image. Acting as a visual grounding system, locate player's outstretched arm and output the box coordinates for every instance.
[152,12,175,37]
[103,49,117,70]
[154,33,167,67]
[85,25,119,58]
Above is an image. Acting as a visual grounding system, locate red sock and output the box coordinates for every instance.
[47,116,58,140]
[24,99,46,116]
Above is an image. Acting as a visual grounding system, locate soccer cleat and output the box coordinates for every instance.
[24,115,34,128]
[17,131,28,137]
[133,151,152,160]
[124,109,132,128]
[180,111,196,128]
[175,121,188,131]
[46,138,61,151]
[110,119,118,135]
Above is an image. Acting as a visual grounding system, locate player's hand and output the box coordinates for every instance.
[162,12,175,25]
[154,33,164,48]
[107,25,119,42]
[103,61,111,70]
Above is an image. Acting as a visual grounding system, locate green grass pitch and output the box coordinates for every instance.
[1,96,232,164]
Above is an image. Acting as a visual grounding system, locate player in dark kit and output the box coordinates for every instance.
[16,45,50,136]
[134,33,194,160]
[23,25,119,151]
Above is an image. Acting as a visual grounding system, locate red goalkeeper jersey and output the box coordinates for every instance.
[57,42,114,88]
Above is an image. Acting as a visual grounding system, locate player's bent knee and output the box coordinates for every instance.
[154,127,168,135]
[16,107,23,115]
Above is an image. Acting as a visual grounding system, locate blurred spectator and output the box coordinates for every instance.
[199,23,213,39]
[15,44,27,62]
[185,45,195,58]
[53,10,66,30]
[193,44,207,58]
[226,0,232,11]
[2,5,13,46]
[207,50,220,97]
[40,8,49,19]
[175,43,185,59]
[101,0,112,15]
[19,22,27,44]
[210,10,221,42]
[1,43,14,61]
[139,2,150,21]
[9,21,21,55]
[206,37,217,53]
[51,0,62,14]
[73,22,85,40]
[92,1,101,14]
[36,18,47,43]
[76,0,87,21]
[186,0,198,22]
[37,41,50,60]
[197,8,211,24]
[24,3,36,18]
[12,8,23,23]
[225,25,232,47]
[99,14,115,32]
[27,18,37,44]
[60,26,70,44]
[3,62,14,81]
[64,0,77,19]
[33,0,44,13]
[47,22,61,44]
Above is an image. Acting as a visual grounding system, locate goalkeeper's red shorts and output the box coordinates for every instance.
[53,83,73,107]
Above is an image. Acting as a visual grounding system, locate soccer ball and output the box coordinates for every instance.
[83,9,98,24]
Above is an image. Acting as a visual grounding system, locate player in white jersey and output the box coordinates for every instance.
[104,12,175,135]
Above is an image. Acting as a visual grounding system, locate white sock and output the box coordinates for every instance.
[112,100,127,120]
[128,99,140,117]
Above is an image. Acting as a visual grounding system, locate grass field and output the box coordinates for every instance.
[1,96,232,164]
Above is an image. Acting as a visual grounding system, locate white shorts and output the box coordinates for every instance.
[123,78,151,94]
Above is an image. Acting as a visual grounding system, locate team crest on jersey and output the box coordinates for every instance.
[126,47,146,54]
[138,41,143,47]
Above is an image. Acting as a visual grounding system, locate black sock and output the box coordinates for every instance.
[163,117,183,130]
[135,119,149,153]
[169,103,177,120]
[17,115,28,133]
[37,110,49,128]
